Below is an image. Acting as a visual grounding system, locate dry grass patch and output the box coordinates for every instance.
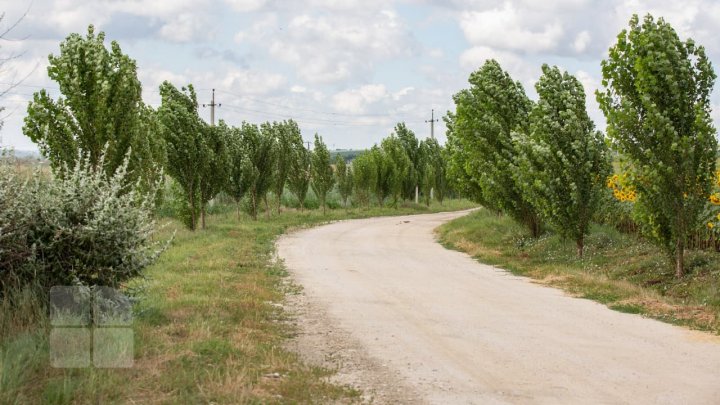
[438,208,720,334]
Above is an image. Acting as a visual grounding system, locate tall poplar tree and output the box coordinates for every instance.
[158,82,204,230]
[448,59,542,236]
[243,122,276,220]
[597,15,717,276]
[226,125,254,218]
[272,120,300,212]
[198,120,229,229]
[289,143,311,212]
[380,135,411,207]
[335,155,353,208]
[311,134,335,214]
[353,151,376,208]
[516,65,610,257]
[23,25,164,187]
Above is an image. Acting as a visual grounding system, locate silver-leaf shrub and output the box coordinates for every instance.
[0,152,167,295]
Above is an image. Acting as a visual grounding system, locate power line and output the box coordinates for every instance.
[221,104,418,127]
[0,82,427,129]
[210,88,412,119]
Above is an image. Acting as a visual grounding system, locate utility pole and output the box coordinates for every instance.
[202,88,221,126]
[424,108,439,204]
[425,108,439,139]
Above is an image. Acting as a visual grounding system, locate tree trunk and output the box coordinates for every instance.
[675,238,685,278]
[576,236,584,258]
[236,201,241,219]
[415,185,419,204]
[201,207,206,229]
[251,192,258,221]
[276,194,282,214]
[264,195,270,219]
[190,193,197,231]
[527,215,541,238]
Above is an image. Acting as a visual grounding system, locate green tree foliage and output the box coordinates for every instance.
[289,143,311,211]
[272,120,301,213]
[421,162,435,206]
[597,15,717,276]
[448,59,542,236]
[132,105,167,196]
[516,65,610,257]
[335,155,353,208]
[23,25,164,188]
[158,82,204,230]
[394,122,421,200]
[311,134,335,214]
[225,125,255,217]
[444,112,483,203]
[370,145,393,207]
[257,123,278,218]
[352,151,376,208]
[198,120,229,229]
[436,143,449,205]
[380,135,411,207]
[422,137,448,206]
[244,122,276,220]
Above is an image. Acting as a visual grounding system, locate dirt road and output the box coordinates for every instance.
[277,210,720,404]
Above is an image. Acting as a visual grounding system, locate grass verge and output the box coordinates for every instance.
[1,199,476,404]
[437,208,720,334]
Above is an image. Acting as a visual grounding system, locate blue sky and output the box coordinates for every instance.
[2,0,720,151]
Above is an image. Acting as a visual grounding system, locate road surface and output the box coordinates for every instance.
[277,210,720,404]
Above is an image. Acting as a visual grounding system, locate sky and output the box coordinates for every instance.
[1,0,720,152]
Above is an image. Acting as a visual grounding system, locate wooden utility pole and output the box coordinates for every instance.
[203,89,221,126]
[425,109,439,139]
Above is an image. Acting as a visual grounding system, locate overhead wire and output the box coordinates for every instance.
[0,82,426,128]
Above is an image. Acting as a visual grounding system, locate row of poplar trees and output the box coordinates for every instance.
[447,14,717,277]
[21,25,450,233]
[351,123,448,209]
[159,81,342,227]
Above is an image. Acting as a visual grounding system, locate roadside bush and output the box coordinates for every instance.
[0,154,167,295]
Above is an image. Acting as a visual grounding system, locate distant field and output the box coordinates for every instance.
[329,149,364,161]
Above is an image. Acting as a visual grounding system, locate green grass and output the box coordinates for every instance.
[437,208,720,334]
[1,198,476,404]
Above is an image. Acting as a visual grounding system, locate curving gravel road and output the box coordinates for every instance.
[277,210,720,404]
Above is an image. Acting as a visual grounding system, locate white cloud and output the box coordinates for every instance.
[233,31,247,43]
[459,3,564,53]
[224,0,268,12]
[392,87,415,101]
[573,31,591,53]
[220,70,286,96]
[332,84,388,113]
[259,8,416,84]
[159,13,214,43]
[428,48,444,59]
